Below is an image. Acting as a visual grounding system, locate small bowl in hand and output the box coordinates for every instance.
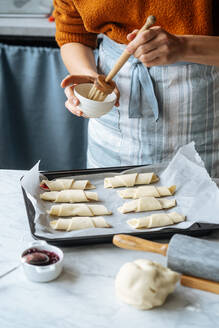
[74,83,117,118]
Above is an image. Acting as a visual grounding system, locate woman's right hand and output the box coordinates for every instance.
[61,74,98,117]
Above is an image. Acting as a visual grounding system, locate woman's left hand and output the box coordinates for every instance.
[126,26,185,67]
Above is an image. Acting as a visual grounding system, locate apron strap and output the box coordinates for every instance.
[129,57,159,120]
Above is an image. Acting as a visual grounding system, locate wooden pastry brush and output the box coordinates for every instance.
[88,15,156,101]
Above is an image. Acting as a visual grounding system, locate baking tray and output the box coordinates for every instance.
[21,165,219,246]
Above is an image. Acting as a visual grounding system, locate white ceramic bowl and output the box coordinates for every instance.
[74,83,117,118]
[21,240,64,283]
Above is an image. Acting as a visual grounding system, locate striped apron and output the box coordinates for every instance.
[87,35,219,177]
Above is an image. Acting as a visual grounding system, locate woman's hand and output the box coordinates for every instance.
[126,26,185,67]
[61,74,120,117]
[61,74,97,117]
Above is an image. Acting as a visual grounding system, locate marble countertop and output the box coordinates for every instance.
[1,169,219,328]
[0,17,55,37]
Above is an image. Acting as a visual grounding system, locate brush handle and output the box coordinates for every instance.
[181,275,219,294]
[105,15,156,82]
[113,234,168,256]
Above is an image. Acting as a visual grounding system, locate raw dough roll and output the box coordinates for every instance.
[118,185,176,199]
[40,178,95,191]
[50,217,111,231]
[104,173,159,188]
[115,259,179,310]
[127,212,185,229]
[118,197,176,214]
[48,204,112,217]
[40,190,98,203]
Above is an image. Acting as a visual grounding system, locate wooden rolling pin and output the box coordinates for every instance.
[113,234,219,294]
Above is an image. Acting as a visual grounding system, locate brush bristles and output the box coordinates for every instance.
[88,85,108,101]
[87,75,115,101]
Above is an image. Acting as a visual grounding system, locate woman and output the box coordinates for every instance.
[53,0,219,176]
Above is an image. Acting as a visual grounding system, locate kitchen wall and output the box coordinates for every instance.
[0,13,88,171]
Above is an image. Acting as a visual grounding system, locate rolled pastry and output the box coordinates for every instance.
[127,212,185,229]
[50,217,111,231]
[104,173,159,188]
[40,190,98,203]
[48,204,112,217]
[40,178,95,191]
[118,185,176,199]
[118,197,176,214]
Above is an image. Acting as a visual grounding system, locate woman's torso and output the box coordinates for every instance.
[87,35,219,177]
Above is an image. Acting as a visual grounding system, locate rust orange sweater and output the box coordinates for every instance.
[53,0,218,49]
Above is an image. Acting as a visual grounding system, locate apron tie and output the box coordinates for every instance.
[128,57,159,121]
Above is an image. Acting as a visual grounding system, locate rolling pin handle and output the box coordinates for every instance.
[181,275,219,295]
[113,234,168,256]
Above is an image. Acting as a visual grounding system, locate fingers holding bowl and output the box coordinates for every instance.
[65,99,83,117]
[61,75,96,88]
[61,75,99,117]
[62,74,119,118]
[63,85,82,117]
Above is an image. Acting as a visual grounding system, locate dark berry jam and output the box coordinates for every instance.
[40,183,49,190]
[22,248,60,266]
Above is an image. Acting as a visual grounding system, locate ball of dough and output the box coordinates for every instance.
[115,259,179,310]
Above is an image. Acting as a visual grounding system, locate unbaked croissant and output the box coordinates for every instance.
[118,197,176,214]
[48,203,112,217]
[118,185,176,199]
[40,178,95,191]
[50,217,111,231]
[104,173,158,188]
[40,190,98,203]
[127,212,185,229]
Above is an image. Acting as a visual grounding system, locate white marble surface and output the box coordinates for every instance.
[0,17,55,37]
[0,169,219,328]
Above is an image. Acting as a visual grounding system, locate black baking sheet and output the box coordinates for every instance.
[21,165,219,246]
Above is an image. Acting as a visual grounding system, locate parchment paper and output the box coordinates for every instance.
[21,142,219,239]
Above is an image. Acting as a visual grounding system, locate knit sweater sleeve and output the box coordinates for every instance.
[53,0,97,48]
